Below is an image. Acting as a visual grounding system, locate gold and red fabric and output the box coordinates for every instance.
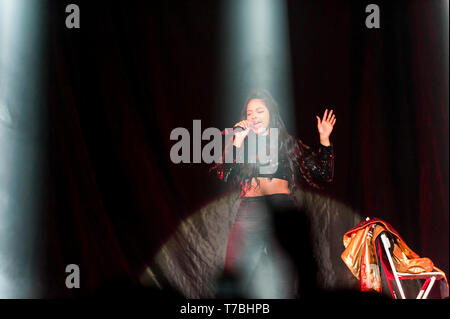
[341,218,445,294]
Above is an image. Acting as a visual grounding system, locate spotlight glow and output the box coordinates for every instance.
[0,0,46,298]
[217,0,295,130]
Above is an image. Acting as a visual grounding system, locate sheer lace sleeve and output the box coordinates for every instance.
[299,140,334,183]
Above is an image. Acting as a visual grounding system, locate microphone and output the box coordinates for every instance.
[233,122,254,132]
[221,122,254,135]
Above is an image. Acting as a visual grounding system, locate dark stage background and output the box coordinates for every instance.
[35,0,449,297]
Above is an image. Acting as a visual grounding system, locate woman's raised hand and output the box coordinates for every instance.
[316,109,336,146]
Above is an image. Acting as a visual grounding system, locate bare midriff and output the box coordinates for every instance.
[242,177,291,197]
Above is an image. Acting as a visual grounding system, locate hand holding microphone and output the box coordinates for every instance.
[233,120,254,131]
[233,120,253,147]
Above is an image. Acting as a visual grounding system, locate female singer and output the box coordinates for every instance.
[211,89,336,298]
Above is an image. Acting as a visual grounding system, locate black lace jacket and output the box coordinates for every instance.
[213,137,334,189]
[299,141,334,185]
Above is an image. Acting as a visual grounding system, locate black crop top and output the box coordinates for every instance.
[231,144,292,181]
[222,136,334,186]
[256,154,292,181]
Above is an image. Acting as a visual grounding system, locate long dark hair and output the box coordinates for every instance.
[210,89,320,193]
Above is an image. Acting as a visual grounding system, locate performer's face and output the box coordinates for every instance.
[246,98,270,134]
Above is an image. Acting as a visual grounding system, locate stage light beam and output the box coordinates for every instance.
[0,0,47,298]
[216,0,296,298]
[217,0,295,132]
